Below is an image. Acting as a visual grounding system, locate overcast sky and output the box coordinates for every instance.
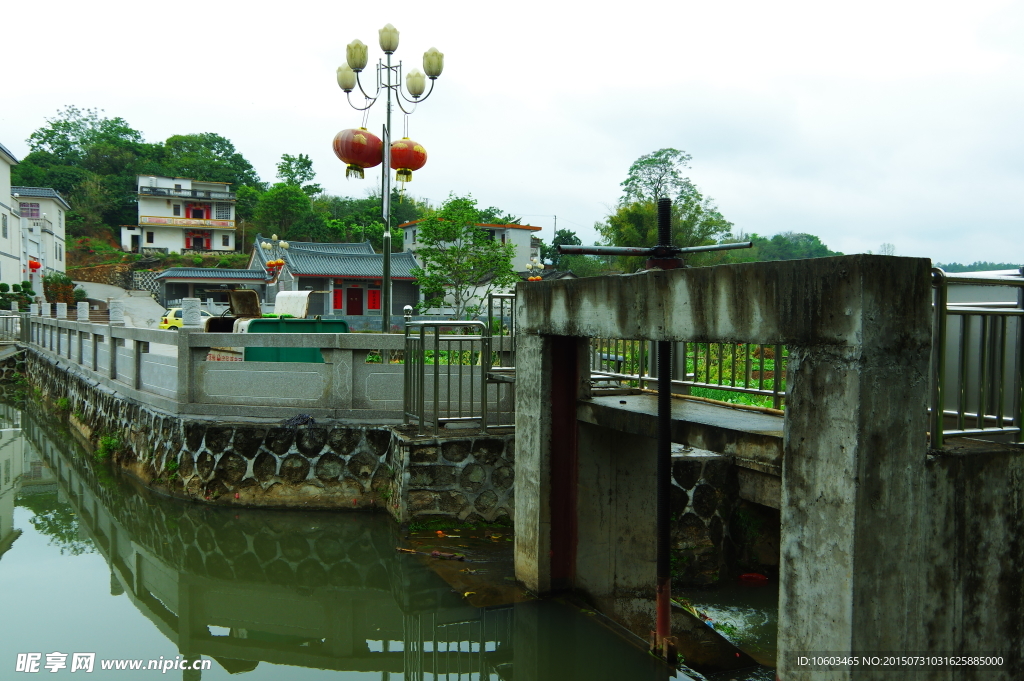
[3,0,1021,264]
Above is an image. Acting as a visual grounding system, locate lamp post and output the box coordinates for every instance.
[260,234,289,285]
[525,257,545,281]
[338,24,444,333]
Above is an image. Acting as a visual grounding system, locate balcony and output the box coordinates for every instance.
[140,216,235,229]
[138,186,236,201]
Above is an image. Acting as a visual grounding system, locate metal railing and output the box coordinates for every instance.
[486,294,517,429]
[138,186,236,201]
[931,268,1024,447]
[403,321,491,435]
[589,338,787,409]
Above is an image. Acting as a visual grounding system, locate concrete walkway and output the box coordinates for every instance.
[73,281,166,328]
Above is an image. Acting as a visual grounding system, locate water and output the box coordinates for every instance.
[2,405,730,681]
[678,580,779,673]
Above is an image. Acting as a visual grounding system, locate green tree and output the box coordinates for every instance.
[276,153,323,196]
[162,133,262,188]
[26,106,145,164]
[412,194,519,319]
[619,148,694,204]
[559,254,605,277]
[540,228,582,269]
[598,149,732,271]
[253,183,314,240]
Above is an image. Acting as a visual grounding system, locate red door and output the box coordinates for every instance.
[346,288,363,315]
[333,288,344,310]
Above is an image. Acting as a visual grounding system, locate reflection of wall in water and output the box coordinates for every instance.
[22,412,516,678]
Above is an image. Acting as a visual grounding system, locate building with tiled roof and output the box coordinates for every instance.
[248,235,419,317]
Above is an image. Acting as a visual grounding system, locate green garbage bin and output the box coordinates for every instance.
[243,318,350,363]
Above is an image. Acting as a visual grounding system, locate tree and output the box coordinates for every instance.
[559,254,605,277]
[162,133,262,188]
[412,194,519,319]
[619,148,694,205]
[539,228,582,269]
[596,194,732,272]
[27,106,145,164]
[252,183,313,239]
[276,153,323,196]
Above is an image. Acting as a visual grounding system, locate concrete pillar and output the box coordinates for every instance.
[29,303,38,316]
[10,302,18,312]
[56,303,67,319]
[77,302,90,322]
[181,298,203,329]
[108,300,125,326]
[41,303,51,318]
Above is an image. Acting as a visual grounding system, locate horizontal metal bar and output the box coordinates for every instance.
[941,427,1021,439]
[945,308,1023,316]
[937,274,1024,288]
[947,302,1020,308]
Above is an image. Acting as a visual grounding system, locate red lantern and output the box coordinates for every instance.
[28,260,41,271]
[333,128,383,179]
[390,138,427,183]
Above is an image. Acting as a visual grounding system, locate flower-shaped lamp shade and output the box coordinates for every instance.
[406,69,426,97]
[337,63,357,91]
[423,47,444,78]
[347,40,369,72]
[379,24,400,53]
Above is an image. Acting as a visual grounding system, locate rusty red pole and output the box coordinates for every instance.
[655,197,673,648]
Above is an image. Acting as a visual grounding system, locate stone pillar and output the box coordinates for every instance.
[181,297,203,329]
[56,303,67,319]
[108,300,125,326]
[41,302,51,318]
[29,303,38,316]
[77,302,90,322]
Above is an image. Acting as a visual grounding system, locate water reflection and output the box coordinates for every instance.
[2,406,692,680]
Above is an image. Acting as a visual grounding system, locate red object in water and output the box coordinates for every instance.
[234,492,239,499]
[739,572,769,585]
[333,128,383,179]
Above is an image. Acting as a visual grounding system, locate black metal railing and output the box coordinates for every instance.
[138,186,236,201]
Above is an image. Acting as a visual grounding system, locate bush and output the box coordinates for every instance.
[43,272,76,305]
[12,284,20,293]
[73,286,88,303]
[191,256,204,266]
[0,284,8,293]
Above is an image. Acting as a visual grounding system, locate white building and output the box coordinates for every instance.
[400,220,542,269]
[0,141,69,292]
[123,175,237,254]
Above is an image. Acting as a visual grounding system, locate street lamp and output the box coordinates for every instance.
[525,257,544,281]
[260,235,289,283]
[338,24,445,333]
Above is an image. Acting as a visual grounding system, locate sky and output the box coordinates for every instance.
[2,0,1022,265]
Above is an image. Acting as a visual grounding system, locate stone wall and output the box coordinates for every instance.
[21,347,515,523]
[68,263,132,289]
[390,429,515,524]
[670,450,739,586]
[27,348,396,509]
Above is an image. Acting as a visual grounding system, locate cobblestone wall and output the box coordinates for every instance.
[390,430,515,524]
[670,450,740,587]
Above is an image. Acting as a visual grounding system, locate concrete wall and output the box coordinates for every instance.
[513,255,1023,678]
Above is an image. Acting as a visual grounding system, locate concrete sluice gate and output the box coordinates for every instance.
[514,255,1023,680]
[5,408,690,681]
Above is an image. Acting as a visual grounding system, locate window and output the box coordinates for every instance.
[215,203,231,220]
[58,210,63,229]
[173,204,181,216]
[2,214,6,238]
[146,232,154,244]
[19,202,40,218]
[191,207,204,219]
[174,184,182,191]
[222,235,230,247]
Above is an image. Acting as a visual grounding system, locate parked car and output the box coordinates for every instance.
[160,308,213,329]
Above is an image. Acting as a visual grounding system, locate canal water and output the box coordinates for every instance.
[0,404,774,680]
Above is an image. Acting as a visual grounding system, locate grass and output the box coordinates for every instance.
[55,397,70,412]
[95,434,123,461]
